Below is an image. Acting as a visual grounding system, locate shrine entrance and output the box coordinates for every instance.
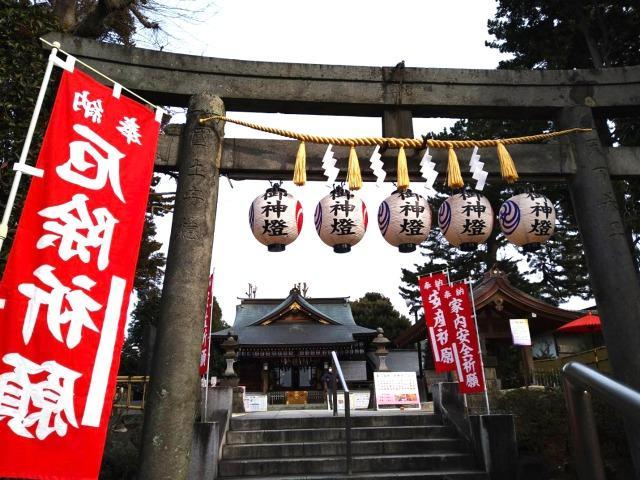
[42,31,640,479]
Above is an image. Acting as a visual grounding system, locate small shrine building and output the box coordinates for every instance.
[212,288,377,401]
[394,269,582,389]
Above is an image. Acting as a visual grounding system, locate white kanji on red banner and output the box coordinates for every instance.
[442,283,486,394]
[73,91,103,124]
[0,67,159,479]
[57,124,126,202]
[116,117,142,145]
[419,272,455,373]
[0,353,80,440]
[37,194,118,271]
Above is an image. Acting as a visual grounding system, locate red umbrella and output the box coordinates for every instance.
[557,312,603,358]
[556,312,601,333]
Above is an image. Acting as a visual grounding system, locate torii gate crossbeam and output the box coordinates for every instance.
[43,33,640,479]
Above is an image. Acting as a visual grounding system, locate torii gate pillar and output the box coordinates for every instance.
[138,93,224,480]
[560,106,640,475]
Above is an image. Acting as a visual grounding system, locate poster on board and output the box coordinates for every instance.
[244,393,268,412]
[374,372,421,410]
[330,390,371,410]
[510,318,532,346]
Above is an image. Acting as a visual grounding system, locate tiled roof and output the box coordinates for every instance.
[232,292,357,329]
[212,324,376,346]
[212,290,376,346]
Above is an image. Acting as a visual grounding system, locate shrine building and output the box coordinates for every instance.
[212,288,377,403]
[395,268,582,390]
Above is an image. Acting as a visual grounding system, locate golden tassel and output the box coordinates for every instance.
[293,141,306,186]
[497,142,519,183]
[347,145,362,191]
[447,146,464,189]
[396,146,410,191]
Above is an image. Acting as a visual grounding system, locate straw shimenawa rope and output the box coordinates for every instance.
[201,115,590,188]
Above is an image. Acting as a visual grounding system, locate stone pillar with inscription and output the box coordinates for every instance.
[138,93,224,480]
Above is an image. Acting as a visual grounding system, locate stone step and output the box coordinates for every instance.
[230,413,441,431]
[219,453,478,477]
[223,438,467,459]
[226,425,458,445]
[219,472,488,480]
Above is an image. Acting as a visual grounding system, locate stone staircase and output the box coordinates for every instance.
[218,411,489,479]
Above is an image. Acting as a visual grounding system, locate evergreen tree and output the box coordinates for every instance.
[350,292,410,343]
[0,1,174,375]
[488,0,640,252]
[400,1,640,307]
[401,126,591,308]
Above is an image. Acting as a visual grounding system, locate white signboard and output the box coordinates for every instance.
[340,361,367,381]
[244,393,268,412]
[331,390,371,410]
[373,371,421,410]
[510,318,532,346]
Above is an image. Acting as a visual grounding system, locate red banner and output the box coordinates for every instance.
[199,273,214,376]
[441,283,486,394]
[418,272,455,373]
[0,69,159,479]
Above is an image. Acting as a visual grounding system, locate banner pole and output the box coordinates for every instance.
[203,269,215,422]
[467,278,490,415]
[0,44,60,253]
[417,267,451,280]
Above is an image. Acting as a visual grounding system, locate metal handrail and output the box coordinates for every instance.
[331,351,352,475]
[562,361,640,480]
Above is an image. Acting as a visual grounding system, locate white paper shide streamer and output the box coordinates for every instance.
[419,148,437,197]
[468,146,488,191]
[369,145,386,187]
[321,145,339,187]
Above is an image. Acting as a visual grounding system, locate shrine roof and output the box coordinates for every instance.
[212,324,376,346]
[212,289,377,345]
[231,290,357,329]
[394,269,582,347]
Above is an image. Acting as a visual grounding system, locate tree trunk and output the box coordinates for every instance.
[53,0,77,32]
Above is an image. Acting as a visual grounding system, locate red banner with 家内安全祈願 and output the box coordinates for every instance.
[0,68,159,479]
[440,282,486,394]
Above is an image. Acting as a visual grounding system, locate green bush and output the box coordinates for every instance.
[494,387,633,480]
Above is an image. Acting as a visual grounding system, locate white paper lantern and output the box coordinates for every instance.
[378,189,432,252]
[249,185,303,252]
[314,186,368,253]
[499,192,556,251]
[438,191,494,251]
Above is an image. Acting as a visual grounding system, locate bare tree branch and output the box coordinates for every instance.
[129,4,159,29]
[73,0,136,38]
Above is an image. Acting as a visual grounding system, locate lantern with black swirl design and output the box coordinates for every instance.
[378,189,432,252]
[249,184,303,252]
[314,186,368,253]
[499,192,556,251]
[438,191,494,251]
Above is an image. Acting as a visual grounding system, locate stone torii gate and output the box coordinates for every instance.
[46,33,640,479]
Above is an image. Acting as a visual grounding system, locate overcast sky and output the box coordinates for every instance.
[148,0,592,325]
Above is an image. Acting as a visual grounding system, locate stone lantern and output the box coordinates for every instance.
[372,327,391,372]
[220,330,239,387]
